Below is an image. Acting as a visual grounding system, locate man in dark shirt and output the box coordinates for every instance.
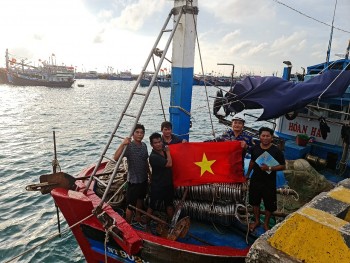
[161,121,186,145]
[245,127,285,232]
[114,123,149,223]
[147,132,174,224]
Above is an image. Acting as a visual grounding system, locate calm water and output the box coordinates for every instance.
[0,80,261,262]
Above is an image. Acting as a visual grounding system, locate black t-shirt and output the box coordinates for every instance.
[161,134,182,145]
[149,149,173,191]
[250,144,285,185]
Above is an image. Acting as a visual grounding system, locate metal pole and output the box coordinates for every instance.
[52,131,61,237]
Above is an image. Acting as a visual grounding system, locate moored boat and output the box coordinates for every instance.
[27,1,262,262]
[140,74,172,87]
[108,71,134,81]
[75,71,99,79]
[214,42,350,182]
[5,50,75,88]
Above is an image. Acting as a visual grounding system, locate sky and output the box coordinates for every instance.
[0,0,349,77]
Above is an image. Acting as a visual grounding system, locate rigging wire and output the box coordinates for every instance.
[272,0,350,34]
[151,55,167,122]
[190,1,217,139]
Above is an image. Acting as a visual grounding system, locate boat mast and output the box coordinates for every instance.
[170,0,198,141]
[5,49,9,70]
[325,0,338,68]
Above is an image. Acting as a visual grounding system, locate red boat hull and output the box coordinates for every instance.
[51,163,249,262]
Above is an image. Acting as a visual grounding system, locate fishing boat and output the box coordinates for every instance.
[0,68,7,84]
[140,74,172,87]
[27,1,258,262]
[5,50,75,88]
[25,1,350,262]
[75,71,99,79]
[214,41,350,183]
[108,71,134,81]
[193,74,234,87]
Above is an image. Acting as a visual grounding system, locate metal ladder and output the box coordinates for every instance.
[85,6,187,207]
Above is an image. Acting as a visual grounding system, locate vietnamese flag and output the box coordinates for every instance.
[169,141,244,187]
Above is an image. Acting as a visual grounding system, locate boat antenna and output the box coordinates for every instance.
[325,0,338,68]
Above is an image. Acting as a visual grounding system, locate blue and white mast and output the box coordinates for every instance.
[170,0,198,141]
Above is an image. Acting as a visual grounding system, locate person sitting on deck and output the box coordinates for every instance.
[113,123,150,223]
[146,132,174,226]
[161,121,187,145]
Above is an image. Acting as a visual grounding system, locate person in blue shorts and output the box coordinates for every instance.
[245,127,285,232]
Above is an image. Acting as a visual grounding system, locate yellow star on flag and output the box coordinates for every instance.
[194,153,216,176]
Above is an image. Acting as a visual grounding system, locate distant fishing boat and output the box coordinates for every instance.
[108,70,134,81]
[0,68,7,84]
[140,76,171,87]
[193,74,234,87]
[5,50,75,88]
[75,71,99,79]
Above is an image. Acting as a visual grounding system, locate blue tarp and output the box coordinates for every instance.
[225,70,350,121]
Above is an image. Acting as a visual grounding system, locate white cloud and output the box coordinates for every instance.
[114,0,166,31]
[222,30,241,44]
[0,0,348,76]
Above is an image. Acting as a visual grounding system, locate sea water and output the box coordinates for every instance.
[0,80,263,262]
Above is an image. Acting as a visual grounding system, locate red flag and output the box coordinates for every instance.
[169,141,244,187]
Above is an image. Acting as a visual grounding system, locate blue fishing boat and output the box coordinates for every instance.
[108,71,134,81]
[214,41,350,182]
[140,75,172,87]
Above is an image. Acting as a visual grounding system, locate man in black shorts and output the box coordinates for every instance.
[114,123,149,223]
[147,132,174,224]
[245,127,285,232]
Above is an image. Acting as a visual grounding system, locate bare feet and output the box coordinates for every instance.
[249,222,260,232]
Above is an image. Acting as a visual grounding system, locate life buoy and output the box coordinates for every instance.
[285,111,298,120]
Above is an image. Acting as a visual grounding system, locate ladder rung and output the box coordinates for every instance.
[94,176,107,187]
[133,91,146,96]
[103,155,116,162]
[162,29,172,32]
[123,113,137,118]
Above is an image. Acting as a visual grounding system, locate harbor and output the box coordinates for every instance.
[1,0,350,263]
